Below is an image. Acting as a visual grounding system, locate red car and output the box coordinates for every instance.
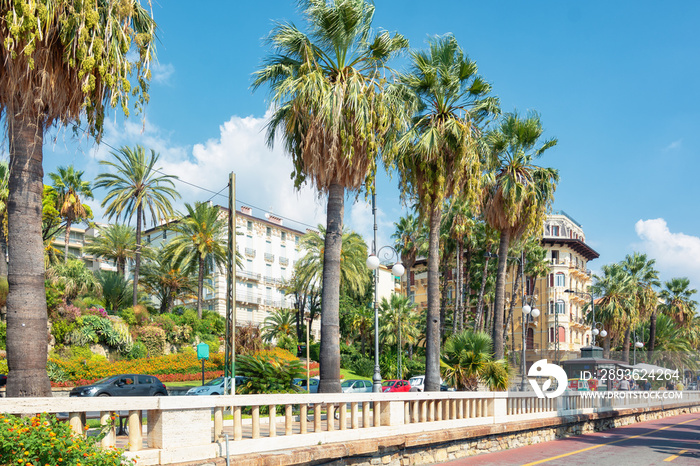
[381,379,411,392]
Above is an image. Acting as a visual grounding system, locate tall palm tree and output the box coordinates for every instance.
[659,278,698,327]
[445,198,476,333]
[349,303,374,357]
[48,165,94,262]
[590,263,635,359]
[295,225,371,302]
[392,213,426,304]
[395,36,499,391]
[0,1,155,397]
[140,248,198,314]
[621,253,660,362]
[83,224,137,277]
[0,161,8,277]
[165,202,229,319]
[482,112,558,359]
[95,145,179,308]
[253,0,408,393]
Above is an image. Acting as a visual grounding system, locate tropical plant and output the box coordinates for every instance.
[95,145,180,308]
[140,248,198,314]
[48,165,94,262]
[83,224,137,277]
[379,294,419,378]
[392,212,426,305]
[45,259,101,303]
[348,300,374,357]
[659,277,698,327]
[236,354,305,395]
[395,35,499,390]
[261,308,297,343]
[296,225,370,298]
[165,202,233,318]
[590,263,635,359]
[97,271,132,313]
[1,0,155,396]
[482,112,558,359]
[253,0,408,393]
[621,253,660,362]
[440,330,509,391]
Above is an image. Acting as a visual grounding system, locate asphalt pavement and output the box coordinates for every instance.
[437,412,700,466]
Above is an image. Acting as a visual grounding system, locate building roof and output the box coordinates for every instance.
[542,237,600,261]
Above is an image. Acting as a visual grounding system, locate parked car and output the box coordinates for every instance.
[69,374,168,397]
[409,375,446,392]
[0,374,6,387]
[186,376,247,395]
[292,377,320,393]
[341,379,373,393]
[687,382,698,391]
[381,379,410,393]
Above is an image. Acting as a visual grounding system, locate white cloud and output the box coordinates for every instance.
[152,62,175,85]
[350,200,396,259]
[89,112,326,232]
[634,218,700,291]
[664,139,682,151]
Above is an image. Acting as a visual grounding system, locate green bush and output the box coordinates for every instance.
[51,319,76,345]
[0,277,7,310]
[200,334,220,353]
[236,354,304,395]
[276,334,298,353]
[0,321,5,350]
[119,307,136,326]
[200,310,225,335]
[136,325,167,356]
[309,342,320,362]
[124,341,147,360]
[0,413,130,465]
[351,357,375,378]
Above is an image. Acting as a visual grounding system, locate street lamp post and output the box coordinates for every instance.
[366,192,405,393]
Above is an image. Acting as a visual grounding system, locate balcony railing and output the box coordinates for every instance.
[236,269,261,281]
[236,291,261,304]
[279,256,289,266]
[245,248,256,258]
[264,253,275,263]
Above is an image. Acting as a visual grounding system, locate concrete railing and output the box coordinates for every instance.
[1,390,698,465]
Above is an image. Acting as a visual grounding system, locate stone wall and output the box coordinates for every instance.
[181,403,700,466]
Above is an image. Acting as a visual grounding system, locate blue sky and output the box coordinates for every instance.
[6,1,699,292]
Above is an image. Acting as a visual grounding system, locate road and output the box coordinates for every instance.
[438,412,700,466]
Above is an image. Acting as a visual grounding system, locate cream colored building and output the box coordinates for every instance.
[51,223,118,273]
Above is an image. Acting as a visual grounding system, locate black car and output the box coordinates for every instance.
[0,374,6,387]
[70,374,168,397]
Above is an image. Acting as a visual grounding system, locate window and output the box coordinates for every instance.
[281,231,286,241]
[163,230,167,239]
[552,225,560,236]
[556,300,566,314]
[266,227,271,237]
[555,273,565,287]
[247,221,253,232]
[551,250,559,264]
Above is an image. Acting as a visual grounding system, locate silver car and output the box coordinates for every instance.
[186,376,246,395]
[341,379,372,393]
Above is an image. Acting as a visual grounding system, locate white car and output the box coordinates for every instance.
[409,375,447,392]
[186,376,246,395]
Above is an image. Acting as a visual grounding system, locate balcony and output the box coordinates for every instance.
[279,256,289,266]
[244,248,256,258]
[236,269,261,281]
[264,253,275,263]
[236,291,261,304]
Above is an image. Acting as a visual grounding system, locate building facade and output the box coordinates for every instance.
[51,223,118,273]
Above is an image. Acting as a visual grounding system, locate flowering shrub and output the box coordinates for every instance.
[256,347,296,363]
[84,307,108,318]
[0,412,132,465]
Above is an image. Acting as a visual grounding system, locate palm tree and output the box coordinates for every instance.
[48,166,94,262]
[95,145,179,308]
[445,198,476,333]
[379,294,419,377]
[621,253,660,362]
[262,308,297,343]
[45,259,101,303]
[83,224,137,277]
[140,248,198,314]
[392,213,426,305]
[295,225,371,302]
[482,112,558,359]
[253,0,408,393]
[348,303,374,357]
[590,263,635,359]
[0,161,8,277]
[441,330,510,391]
[97,271,132,314]
[165,202,229,318]
[395,36,499,391]
[1,1,154,396]
[659,278,698,327]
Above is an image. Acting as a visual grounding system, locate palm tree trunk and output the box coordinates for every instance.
[474,246,493,332]
[462,249,472,330]
[425,201,442,392]
[504,262,522,357]
[453,242,463,334]
[439,258,449,338]
[197,259,205,319]
[648,309,657,359]
[622,326,631,364]
[6,115,52,397]
[64,218,72,262]
[493,230,511,360]
[603,335,611,360]
[133,205,142,307]
[318,183,343,393]
[117,257,125,277]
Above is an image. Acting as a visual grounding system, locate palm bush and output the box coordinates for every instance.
[98,271,132,313]
[441,330,510,391]
[236,354,304,394]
